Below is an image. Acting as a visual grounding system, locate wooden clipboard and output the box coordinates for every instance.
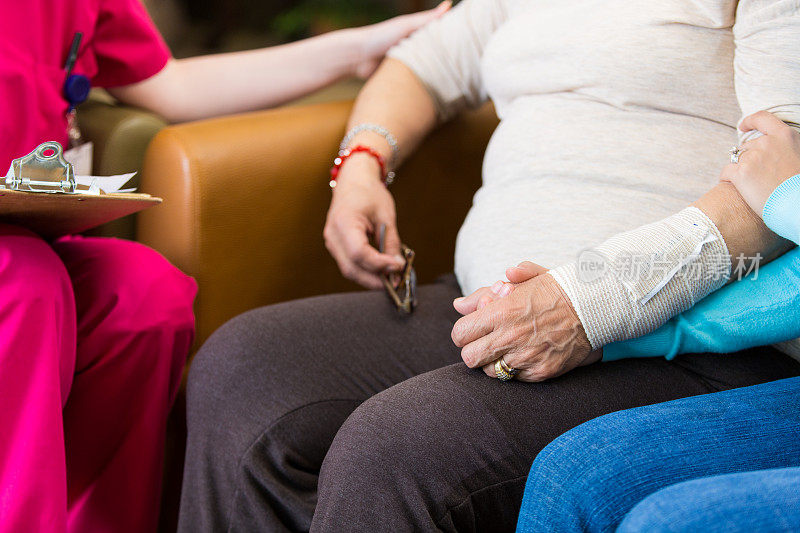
[0,188,161,239]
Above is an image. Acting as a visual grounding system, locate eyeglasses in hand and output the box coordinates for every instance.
[378,224,417,314]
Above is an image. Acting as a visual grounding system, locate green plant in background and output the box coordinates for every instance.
[272,0,396,40]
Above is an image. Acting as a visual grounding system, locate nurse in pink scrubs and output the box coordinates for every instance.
[0,1,447,531]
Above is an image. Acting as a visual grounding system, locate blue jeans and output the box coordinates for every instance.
[516,376,800,532]
[618,467,800,532]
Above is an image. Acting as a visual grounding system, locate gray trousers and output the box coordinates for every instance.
[178,275,800,532]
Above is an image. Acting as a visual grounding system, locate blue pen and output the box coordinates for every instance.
[63,32,90,113]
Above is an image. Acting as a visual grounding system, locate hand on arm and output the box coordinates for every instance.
[601,1,800,362]
[607,111,800,361]
[487,113,800,366]
[720,111,800,243]
[350,2,452,79]
[108,3,449,122]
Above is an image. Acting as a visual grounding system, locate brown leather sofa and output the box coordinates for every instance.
[137,100,499,352]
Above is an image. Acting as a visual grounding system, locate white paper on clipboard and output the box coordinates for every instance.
[4,166,137,194]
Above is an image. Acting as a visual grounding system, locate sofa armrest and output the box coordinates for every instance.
[137,100,497,348]
[78,92,167,238]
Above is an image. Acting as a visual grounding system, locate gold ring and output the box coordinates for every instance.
[494,358,518,381]
[729,145,746,164]
[499,358,518,376]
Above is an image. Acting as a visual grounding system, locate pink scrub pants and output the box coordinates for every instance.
[0,224,197,533]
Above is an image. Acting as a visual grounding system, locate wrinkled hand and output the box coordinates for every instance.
[720,110,800,215]
[352,1,451,79]
[453,261,548,315]
[451,263,600,382]
[324,154,405,289]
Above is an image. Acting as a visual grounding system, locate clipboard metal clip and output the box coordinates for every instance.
[9,142,76,194]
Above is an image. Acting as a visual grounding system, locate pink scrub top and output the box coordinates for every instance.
[0,0,171,169]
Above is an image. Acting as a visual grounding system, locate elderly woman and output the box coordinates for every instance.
[179,0,800,531]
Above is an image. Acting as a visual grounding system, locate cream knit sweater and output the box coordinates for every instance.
[388,0,800,297]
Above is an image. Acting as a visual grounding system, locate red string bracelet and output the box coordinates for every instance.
[329,145,392,189]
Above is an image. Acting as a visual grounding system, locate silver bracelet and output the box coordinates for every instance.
[339,123,400,171]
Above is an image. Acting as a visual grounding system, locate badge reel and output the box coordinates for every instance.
[64,73,90,147]
[62,32,93,174]
[63,73,93,175]
[8,142,77,193]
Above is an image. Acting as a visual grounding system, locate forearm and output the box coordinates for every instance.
[692,182,793,271]
[604,246,800,361]
[111,29,364,122]
[323,58,445,287]
[551,183,793,350]
[604,176,800,361]
[337,58,438,176]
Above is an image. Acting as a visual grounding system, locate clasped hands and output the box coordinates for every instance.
[451,262,600,382]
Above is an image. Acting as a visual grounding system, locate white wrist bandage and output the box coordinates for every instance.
[550,207,731,350]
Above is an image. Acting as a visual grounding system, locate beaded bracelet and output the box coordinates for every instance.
[339,123,399,170]
[329,145,393,189]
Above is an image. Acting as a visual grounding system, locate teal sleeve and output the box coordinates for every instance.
[762,174,800,246]
[603,246,800,361]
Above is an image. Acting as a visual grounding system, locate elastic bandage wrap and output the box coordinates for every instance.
[550,207,731,350]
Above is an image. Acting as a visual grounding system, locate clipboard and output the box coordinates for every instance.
[0,188,160,239]
[1,142,161,239]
